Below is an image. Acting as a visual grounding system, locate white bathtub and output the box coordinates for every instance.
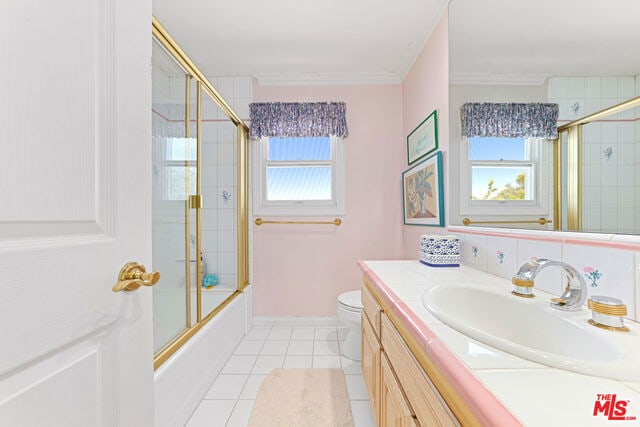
[153,286,252,427]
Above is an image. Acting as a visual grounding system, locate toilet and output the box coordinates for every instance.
[337,290,363,361]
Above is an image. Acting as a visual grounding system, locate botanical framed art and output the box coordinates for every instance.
[402,151,444,226]
[406,110,438,165]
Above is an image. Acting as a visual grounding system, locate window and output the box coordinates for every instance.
[158,137,196,201]
[460,136,551,216]
[253,136,345,216]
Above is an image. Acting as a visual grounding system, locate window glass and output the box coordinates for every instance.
[254,136,345,215]
[267,166,331,200]
[269,137,330,161]
[471,165,532,200]
[469,137,525,160]
[166,137,197,161]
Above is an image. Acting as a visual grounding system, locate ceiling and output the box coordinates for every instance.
[449,0,640,82]
[152,0,449,85]
[153,0,640,86]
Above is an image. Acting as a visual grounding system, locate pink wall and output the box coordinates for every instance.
[252,85,404,316]
[401,10,449,258]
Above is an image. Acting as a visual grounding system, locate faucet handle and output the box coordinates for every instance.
[587,296,630,332]
[511,277,535,298]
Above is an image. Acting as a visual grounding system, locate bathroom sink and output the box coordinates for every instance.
[421,284,640,380]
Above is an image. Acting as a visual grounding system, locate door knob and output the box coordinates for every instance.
[113,262,160,292]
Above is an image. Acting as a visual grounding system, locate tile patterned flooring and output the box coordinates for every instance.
[186,324,376,426]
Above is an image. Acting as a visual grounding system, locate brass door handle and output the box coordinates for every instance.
[113,262,160,292]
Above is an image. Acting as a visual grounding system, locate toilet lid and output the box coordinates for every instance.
[338,290,362,310]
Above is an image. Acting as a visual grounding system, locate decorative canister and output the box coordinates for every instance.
[419,235,460,267]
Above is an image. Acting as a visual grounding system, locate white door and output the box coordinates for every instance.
[0,0,153,426]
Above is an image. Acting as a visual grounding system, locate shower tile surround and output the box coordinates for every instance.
[549,76,640,233]
[449,226,640,322]
[200,77,252,289]
[154,76,250,295]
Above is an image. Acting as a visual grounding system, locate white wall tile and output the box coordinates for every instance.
[567,98,585,118]
[549,77,568,99]
[562,244,635,318]
[583,188,601,208]
[216,77,235,99]
[618,144,635,165]
[202,164,218,187]
[601,77,618,98]
[201,186,218,209]
[619,122,635,144]
[487,236,518,280]
[218,164,235,187]
[218,252,237,275]
[582,98,601,116]
[218,209,235,230]
[617,165,635,186]
[618,76,635,98]
[584,77,601,98]
[201,209,218,231]
[600,187,618,206]
[218,143,235,165]
[202,230,218,252]
[459,233,488,271]
[218,229,235,252]
[618,208,634,231]
[567,77,585,98]
[234,77,253,99]
[201,142,218,164]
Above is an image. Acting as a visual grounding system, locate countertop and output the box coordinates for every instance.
[359,260,640,426]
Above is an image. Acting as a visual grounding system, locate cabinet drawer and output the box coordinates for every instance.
[362,281,382,337]
[381,314,459,427]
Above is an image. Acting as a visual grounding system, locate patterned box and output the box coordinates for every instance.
[420,235,460,267]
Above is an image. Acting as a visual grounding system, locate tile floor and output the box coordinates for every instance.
[186,324,376,426]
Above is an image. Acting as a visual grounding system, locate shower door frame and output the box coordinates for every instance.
[152,17,250,369]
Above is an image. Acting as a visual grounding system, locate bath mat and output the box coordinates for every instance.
[248,368,354,427]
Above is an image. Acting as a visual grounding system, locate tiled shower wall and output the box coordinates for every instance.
[163,76,252,289]
[548,76,640,233]
[201,76,252,288]
[449,226,640,323]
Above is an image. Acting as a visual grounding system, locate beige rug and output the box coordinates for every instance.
[248,369,354,427]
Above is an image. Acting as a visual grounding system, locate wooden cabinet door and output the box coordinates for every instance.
[362,312,381,424]
[380,354,418,427]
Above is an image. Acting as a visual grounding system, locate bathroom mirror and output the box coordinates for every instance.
[448,0,640,234]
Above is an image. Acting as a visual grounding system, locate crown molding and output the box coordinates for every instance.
[450,72,549,86]
[255,72,402,86]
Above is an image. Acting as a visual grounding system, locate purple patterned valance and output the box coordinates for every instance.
[249,102,348,139]
[461,103,559,139]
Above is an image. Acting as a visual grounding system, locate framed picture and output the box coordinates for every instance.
[402,151,444,226]
[406,110,438,165]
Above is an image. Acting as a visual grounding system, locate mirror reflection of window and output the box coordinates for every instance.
[468,137,534,201]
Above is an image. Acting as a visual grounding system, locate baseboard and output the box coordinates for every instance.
[253,316,344,327]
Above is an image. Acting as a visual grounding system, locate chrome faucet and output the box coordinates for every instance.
[511,259,588,311]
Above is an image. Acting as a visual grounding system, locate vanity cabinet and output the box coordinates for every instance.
[361,285,382,424]
[362,282,460,427]
[380,353,418,426]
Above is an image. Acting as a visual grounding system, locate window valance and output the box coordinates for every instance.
[461,103,559,139]
[249,102,348,139]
